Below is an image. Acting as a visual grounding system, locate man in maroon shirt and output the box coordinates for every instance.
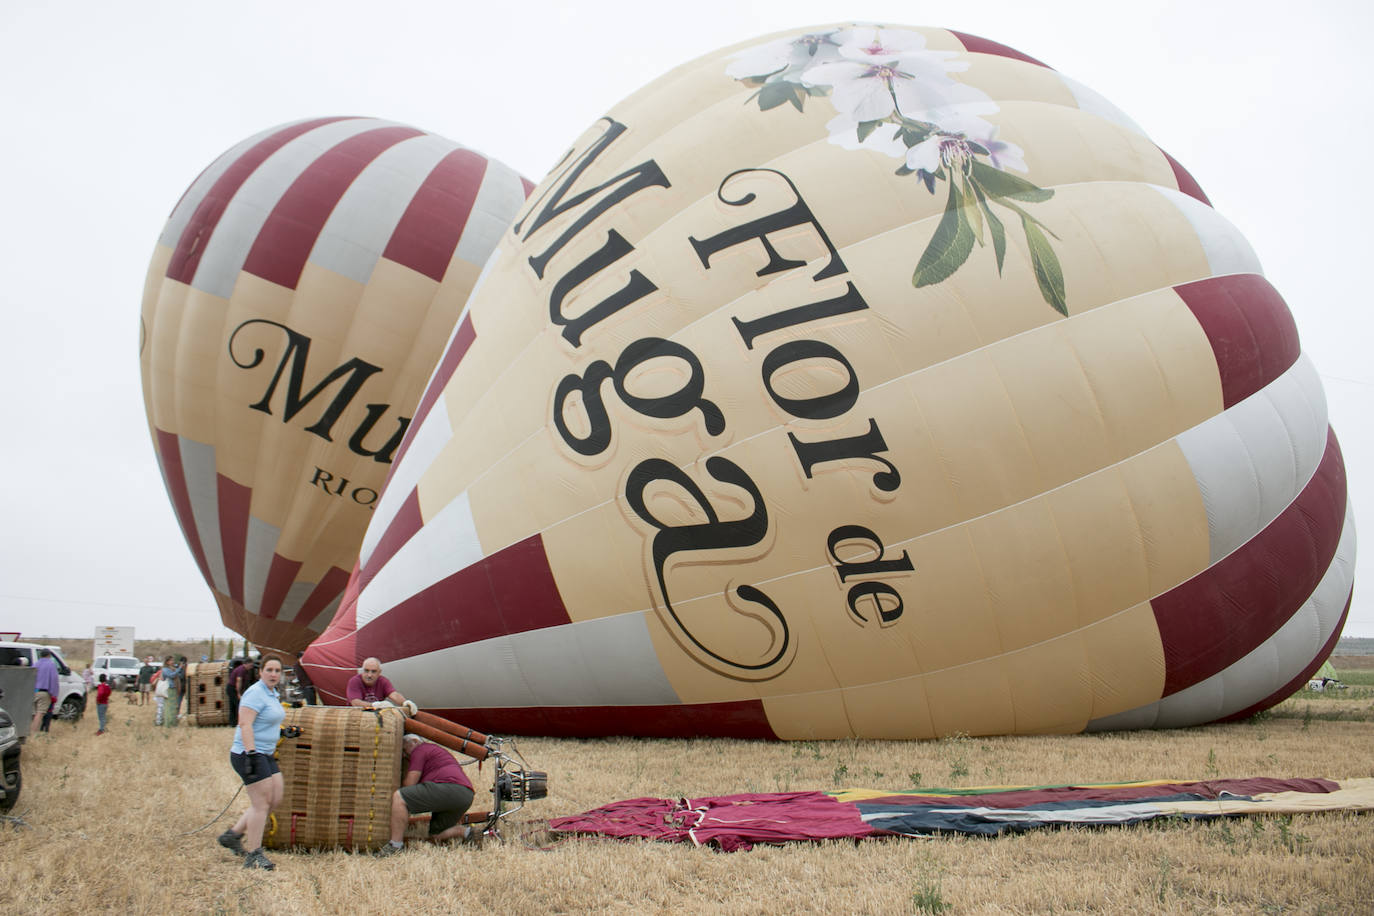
[374,735,478,855]
[347,657,412,711]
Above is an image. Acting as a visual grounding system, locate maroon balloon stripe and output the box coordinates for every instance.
[298,575,362,679]
[258,553,303,620]
[1159,148,1211,206]
[241,126,425,290]
[1174,273,1301,409]
[1155,428,1347,697]
[1212,591,1352,723]
[355,533,571,661]
[294,565,352,634]
[356,487,422,592]
[519,176,535,197]
[382,148,488,282]
[948,30,1049,68]
[165,117,351,287]
[154,430,213,585]
[422,700,778,740]
[216,474,252,605]
[388,310,477,473]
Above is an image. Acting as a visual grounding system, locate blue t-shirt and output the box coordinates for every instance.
[231,680,286,755]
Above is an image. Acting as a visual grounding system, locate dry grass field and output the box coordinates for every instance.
[2,666,1371,915]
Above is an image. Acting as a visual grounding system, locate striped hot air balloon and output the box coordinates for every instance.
[140,117,532,656]
[301,26,1354,738]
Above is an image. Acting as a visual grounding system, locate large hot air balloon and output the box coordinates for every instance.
[141,117,532,656]
[302,27,1355,738]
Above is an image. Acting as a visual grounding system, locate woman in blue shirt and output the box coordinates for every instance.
[217,656,286,870]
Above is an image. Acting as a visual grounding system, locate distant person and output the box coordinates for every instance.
[137,657,157,706]
[217,656,287,870]
[177,655,191,719]
[160,656,183,728]
[82,664,94,690]
[153,669,169,725]
[31,648,59,735]
[347,658,415,714]
[227,658,253,727]
[94,674,112,735]
[374,734,477,856]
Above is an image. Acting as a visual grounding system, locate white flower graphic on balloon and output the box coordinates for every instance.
[728,25,1065,315]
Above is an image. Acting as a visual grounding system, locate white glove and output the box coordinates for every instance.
[402,700,418,716]
[370,700,394,709]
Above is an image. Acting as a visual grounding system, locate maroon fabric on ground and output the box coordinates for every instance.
[550,791,873,851]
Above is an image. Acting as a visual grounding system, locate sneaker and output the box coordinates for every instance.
[373,842,405,858]
[242,848,275,870]
[217,829,246,856]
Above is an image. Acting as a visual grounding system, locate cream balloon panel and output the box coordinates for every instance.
[432,185,1227,575]
[420,180,1214,546]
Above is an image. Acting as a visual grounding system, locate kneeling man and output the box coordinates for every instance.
[375,734,478,855]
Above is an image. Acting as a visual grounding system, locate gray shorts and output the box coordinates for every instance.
[399,782,474,835]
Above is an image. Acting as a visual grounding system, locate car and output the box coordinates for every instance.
[0,686,20,812]
[91,655,145,691]
[0,642,87,722]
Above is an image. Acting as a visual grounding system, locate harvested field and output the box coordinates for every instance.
[2,671,1371,915]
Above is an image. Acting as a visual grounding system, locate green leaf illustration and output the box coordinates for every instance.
[970,160,1053,203]
[757,80,806,111]
[1021,216,1067,315]
[899,124,935,147]
[970,181,1008,275]
[963,177,985,245]
[857,119,885,142]
[913,182,976,289]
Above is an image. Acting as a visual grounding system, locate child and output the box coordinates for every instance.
[95,674,112,735]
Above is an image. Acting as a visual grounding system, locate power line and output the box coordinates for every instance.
[1320,373,1374,389]
[0,592,213,614]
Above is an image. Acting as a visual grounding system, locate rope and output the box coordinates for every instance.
[366,709,383,845]
[176,785,244,836]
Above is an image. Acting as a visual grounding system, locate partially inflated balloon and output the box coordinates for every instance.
[302,27,1354,737]
[140,117,532,655]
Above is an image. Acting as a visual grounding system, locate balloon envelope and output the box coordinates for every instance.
[303,28,1354,737]
[141,117,531,655]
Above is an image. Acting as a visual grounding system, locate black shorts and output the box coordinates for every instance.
[399,782,474,835]
[230,751,281,786]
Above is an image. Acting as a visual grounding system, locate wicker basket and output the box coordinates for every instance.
[265,706,404,851]
[186,661,230,726]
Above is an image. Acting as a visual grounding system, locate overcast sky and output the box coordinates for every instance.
[2,0,1369,642]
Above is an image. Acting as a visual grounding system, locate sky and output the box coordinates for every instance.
[2,0,1370,641]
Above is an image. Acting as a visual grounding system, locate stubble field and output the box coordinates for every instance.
[2,665,1371,915]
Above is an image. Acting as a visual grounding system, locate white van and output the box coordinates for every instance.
[0,642,88,721]
[91,655,144,690]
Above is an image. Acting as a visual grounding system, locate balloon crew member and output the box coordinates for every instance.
[227,658,253,727]
[374,734,477,856]
[347,658,416,715]
[218,656,286,870]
